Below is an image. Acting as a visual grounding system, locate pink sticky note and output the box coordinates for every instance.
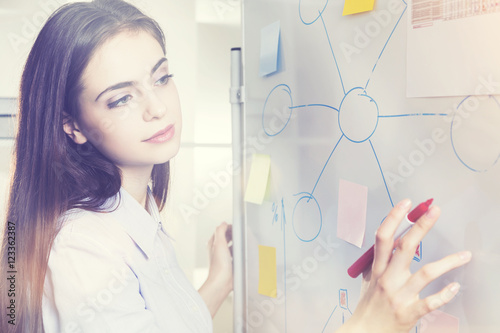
[420,310,459,333]
[337,179,367,248]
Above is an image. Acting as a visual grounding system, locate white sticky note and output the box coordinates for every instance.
[259,21,281,76]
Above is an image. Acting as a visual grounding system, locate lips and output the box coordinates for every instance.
[143,124,175,143]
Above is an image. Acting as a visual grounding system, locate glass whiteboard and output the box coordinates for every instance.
[241,0,500,332]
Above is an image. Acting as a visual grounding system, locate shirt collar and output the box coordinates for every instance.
[111,186,162,259]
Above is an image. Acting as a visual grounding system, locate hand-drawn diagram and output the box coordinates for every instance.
[261,0,500,331]
[322,289,353,332]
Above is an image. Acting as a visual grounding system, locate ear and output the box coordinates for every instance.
[62,112,88,144]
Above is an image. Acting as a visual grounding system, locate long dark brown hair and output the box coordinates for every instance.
[0,0,170,331]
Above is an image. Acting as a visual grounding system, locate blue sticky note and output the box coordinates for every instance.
[259,21,281,77]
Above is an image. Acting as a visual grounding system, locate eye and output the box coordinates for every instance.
[155,74,174,86]
[107,94,132,109]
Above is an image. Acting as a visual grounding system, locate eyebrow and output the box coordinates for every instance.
[94,57,168,102]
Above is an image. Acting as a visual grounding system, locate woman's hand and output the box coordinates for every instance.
[198,222,233,317]
[339,199,472,333]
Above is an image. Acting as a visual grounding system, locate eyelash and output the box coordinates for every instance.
[155,73,174,86]
[107,73,174,109]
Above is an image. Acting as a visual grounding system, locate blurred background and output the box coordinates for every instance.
[0,0,241,331]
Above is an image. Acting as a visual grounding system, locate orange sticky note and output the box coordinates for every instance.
[258,245,277,298]
[342,0,375,16]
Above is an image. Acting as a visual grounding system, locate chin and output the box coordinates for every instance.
[155,147,180,165]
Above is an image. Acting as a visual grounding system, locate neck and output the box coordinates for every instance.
[118,164,154,209]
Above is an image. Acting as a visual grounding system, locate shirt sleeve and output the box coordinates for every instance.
[43,224,164,333]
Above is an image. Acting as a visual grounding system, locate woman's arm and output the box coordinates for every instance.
[337,199,471,333]
[198,222,234,317]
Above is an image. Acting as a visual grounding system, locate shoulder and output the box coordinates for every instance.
[57,208,111,236]
[52,207,127,257]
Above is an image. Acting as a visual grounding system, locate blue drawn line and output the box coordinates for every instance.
[414,241,422,262]
[321,305,338,332]
[365,0,407,90]
[309,134,344,200]
[288,104,338,111]
[379,113,447,118]
[338,87,380,143]
[339,289,348,310]
[273,198,288,331]
[298,0,329,25]
[282,198,287,333]
[289,104,339,112]
[289,104,307,109]
[369,139,394,207]
[271,202,278,225]
[262,84,293,137]
[308,104,339,112]
[292,192,322,242]
[491,95,500,108]
[319,10,346,95]
[455,96,469,109]
[450,117,500,173]
[451,95,500,172]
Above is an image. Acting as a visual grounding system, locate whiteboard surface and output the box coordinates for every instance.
[242,0,500,332]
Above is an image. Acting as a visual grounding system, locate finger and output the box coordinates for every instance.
[372,199,412,278]
[387,206,440,272]
[225,224,233,244]
[411,282,461,321]
[207,234,215,249]
[399,250,471,300]
[214,222,230,247]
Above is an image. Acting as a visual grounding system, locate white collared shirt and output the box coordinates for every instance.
[42,186,213,333]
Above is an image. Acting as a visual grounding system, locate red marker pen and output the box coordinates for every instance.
[347,199,433,279]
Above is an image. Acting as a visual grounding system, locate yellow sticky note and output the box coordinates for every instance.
[258,245,277,298]
[244,154,271,205]
[342,0,375,16]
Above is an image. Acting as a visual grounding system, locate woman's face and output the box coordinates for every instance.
[74,30,181,168]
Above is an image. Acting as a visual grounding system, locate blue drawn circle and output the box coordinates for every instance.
[262,84,293,137]
[338,87,380,143]
[450,95,500,173]
[299,0,329,25]
[292,192,322,242]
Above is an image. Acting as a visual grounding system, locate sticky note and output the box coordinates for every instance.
[244,154,271,205]
[421,310,459,333]
[337,179,368,248]
[342,0,375,16]
[258,245,277,298]
[259,21,281,76]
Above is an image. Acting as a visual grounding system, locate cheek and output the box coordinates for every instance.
[164,84,182,119]
[83,110,141,149]
[102,113,141,143]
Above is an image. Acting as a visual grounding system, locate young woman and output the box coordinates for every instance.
[0,0,471,332]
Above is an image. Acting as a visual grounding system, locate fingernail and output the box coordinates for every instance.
[398,199,411,209]
[449,282,460,294]
[425,206,439,218]
[459,251,472,262]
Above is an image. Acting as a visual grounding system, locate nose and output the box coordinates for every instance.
[143,89,167,121]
